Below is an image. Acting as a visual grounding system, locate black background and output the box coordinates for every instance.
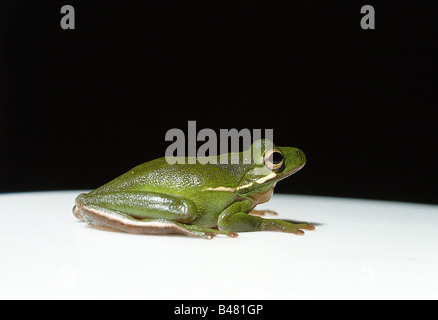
[1,1,437,204]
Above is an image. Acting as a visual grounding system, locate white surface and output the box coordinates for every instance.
[0,191,437,299]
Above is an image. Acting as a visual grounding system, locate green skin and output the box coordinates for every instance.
[73,139,314,238]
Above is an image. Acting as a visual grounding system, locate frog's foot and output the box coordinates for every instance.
[260,219,315,235]
[181,224,238,239]
[249,209,278,216]
[218,202,315,236]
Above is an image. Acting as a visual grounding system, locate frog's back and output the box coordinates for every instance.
[92,157,250,195]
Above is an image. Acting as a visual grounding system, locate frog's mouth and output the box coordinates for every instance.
[235,161,306,193]
[272,161,306,182]
[249,161,306,186]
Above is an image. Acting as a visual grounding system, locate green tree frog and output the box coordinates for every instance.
[73,139,314,238]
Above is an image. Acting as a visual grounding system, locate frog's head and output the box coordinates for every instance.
[238,139,306,193]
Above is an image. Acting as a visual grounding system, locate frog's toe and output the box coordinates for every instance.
[249,209,278,216]
[290,223,315,235]
[197,230,237,239]
[259,218,315,235]
[297,223,315,231]
[208,230,239,238]
[183,225,239,239]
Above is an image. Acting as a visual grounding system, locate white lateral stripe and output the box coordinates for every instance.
[254,172,276,184]
[236,173,277,191]
[204,173,277,192]
[204,186,236,192]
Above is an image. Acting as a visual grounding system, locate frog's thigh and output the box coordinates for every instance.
[76,204,235,238]
[78,191,198,223]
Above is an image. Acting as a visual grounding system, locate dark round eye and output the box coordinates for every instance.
[264,149,284,171]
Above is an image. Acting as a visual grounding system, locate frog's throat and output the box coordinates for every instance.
[247,185,275,206]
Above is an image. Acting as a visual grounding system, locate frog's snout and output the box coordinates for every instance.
[294,148,306,167]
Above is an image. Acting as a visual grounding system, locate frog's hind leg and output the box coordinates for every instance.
[75,191,199,223]
[172,221,238,239]
[76,203,236,239]
[73,204,124,232]
[73,205,85,221]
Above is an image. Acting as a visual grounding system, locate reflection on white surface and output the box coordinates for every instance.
[0,191,437,299]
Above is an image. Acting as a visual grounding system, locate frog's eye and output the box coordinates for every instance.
[264,149,284,171]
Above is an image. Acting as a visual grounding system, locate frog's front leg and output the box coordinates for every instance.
[73,191,236,238]
[217,200,315,235]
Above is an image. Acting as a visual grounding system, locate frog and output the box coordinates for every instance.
[73,139,314,238]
